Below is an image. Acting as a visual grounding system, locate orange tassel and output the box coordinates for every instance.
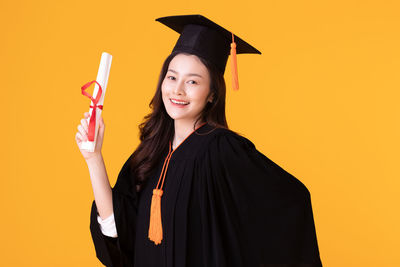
[230,32,239,91]
[148,189,163,245]
[147,128,205,245]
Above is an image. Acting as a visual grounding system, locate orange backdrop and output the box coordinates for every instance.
[1,0,399,266]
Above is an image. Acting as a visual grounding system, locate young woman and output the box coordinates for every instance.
[76,15,323,267]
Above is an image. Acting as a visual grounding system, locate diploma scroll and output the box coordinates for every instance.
[80,52,112,152]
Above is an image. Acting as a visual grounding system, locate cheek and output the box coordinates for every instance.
[161,81,168,97]
[162,79,174,93]
[190,88,210,102]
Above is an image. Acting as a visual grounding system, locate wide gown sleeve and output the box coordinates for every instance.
[196,130,323,267]
[89,153,138,267]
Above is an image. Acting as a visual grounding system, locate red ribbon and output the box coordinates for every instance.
[81,80,103,141]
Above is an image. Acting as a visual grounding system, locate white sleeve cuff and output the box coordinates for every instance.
[97,212,118,238]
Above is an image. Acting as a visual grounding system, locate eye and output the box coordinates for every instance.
[167,76,176,80]
[187,80,197,85]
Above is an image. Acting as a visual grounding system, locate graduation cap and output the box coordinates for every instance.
[155,14,261,91]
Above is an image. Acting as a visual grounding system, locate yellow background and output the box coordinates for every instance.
[1,0,399,266]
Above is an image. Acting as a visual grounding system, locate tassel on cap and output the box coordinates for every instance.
[230,32,239,91]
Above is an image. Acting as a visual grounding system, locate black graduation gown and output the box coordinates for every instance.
[89,123,323,267]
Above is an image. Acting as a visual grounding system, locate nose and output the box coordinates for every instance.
[173,80,185,95]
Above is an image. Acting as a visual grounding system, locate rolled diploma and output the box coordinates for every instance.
[81,52,112,152]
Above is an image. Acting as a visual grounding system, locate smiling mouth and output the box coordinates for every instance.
[170,98,190,105]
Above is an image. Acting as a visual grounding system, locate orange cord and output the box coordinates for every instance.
[148,122,207,245]
[148,143,171,245]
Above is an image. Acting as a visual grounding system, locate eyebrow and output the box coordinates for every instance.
[167,69,203,78]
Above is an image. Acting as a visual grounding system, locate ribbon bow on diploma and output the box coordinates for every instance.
[81,80,103,142]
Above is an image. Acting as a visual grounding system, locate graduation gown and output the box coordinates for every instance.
[89,123,323,267]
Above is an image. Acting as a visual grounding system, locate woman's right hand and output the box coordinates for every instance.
[75,112,105,161]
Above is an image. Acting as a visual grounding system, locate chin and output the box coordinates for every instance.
[165,111,193,121]
[168,114,190,121]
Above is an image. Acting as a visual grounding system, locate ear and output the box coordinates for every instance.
[208,93,214,103]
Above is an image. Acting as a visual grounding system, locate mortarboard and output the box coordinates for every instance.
[155,14,261,90]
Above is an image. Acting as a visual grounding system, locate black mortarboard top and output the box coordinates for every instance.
[155,14,261,90]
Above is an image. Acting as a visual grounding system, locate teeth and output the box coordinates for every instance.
[171,99,189,105]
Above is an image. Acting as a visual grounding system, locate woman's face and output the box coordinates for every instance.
[161,53,213,124]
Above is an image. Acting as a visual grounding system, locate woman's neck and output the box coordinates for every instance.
[172,119,204,150]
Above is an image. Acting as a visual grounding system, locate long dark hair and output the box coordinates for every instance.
[130,51,228,193]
